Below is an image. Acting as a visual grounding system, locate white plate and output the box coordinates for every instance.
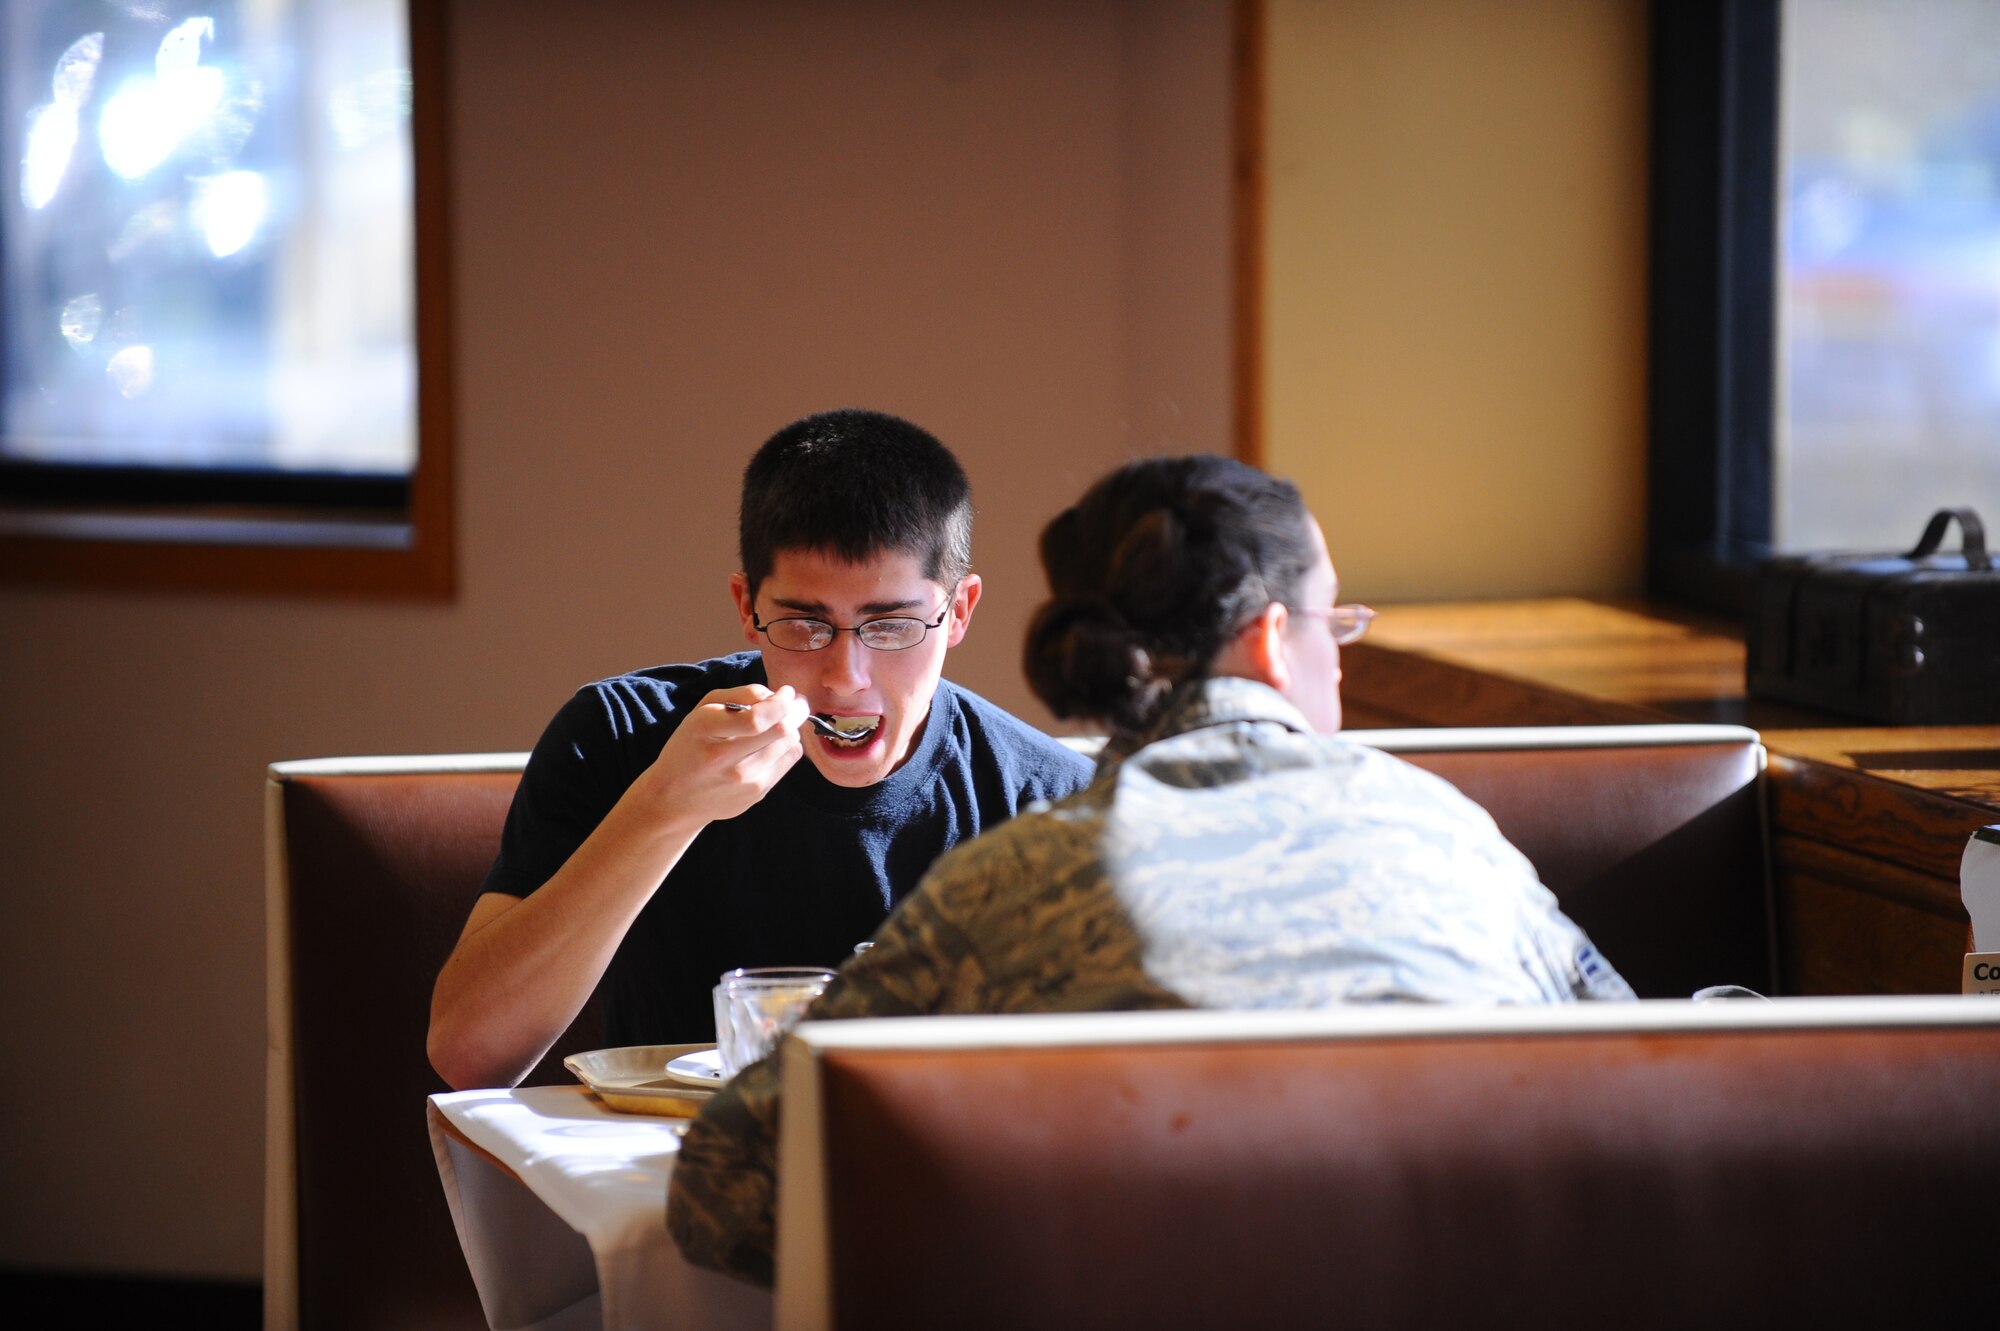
[663,1047,725,1087]
[563,1043,718,1117]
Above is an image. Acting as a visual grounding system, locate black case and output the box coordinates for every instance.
[1747,508,2000,724]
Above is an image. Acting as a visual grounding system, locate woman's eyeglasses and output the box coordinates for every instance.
[1286,603,1375,646]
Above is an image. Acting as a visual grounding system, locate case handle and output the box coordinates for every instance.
[1905,507,1991,571]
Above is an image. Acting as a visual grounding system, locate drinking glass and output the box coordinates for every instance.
[712,967,835,1077]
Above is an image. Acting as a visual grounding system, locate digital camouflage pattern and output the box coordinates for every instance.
[666,677,1633,1285]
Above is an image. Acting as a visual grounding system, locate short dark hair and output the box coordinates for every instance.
[738,409,973,596]
[1024,454,1316,733]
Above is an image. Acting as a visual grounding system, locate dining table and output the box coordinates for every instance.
[427,1084,772,1331]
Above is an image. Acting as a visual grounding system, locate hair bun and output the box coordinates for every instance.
[1024,598,1162,729]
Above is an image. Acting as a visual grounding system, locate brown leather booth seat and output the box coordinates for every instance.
[775,1002,2000,1331]
[1364,724,1770,997]
[263,724,1768,1330]
[264,755,599,1331]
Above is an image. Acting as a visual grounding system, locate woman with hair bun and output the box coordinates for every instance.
[669,454,1631,1287]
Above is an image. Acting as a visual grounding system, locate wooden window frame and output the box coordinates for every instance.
[1645,0,1781,615]
[1232,0,1266,468]
[0,0,454,599]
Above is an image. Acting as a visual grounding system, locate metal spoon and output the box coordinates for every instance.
[720,702,858,738]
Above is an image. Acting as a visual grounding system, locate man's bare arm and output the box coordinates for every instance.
[427,684,810,1090]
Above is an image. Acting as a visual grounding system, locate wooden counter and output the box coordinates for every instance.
[1342,598,1997,995]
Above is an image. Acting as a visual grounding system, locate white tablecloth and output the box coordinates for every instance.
[428,1085,771,1331]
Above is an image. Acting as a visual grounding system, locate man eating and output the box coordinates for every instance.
[427,408,1094,1090]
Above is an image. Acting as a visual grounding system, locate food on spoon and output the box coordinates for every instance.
[814,713,879,746]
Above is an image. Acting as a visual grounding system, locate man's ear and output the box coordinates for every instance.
[944,574,983,647]
[729,573,759,645]
[1217,601,1291,693]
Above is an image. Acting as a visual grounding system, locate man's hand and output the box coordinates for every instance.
[630,684,810,825]
[427,684,810,1090]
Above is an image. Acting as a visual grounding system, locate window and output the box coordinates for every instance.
[0,0,451,596]
[1778,0,2000,550]
[1650,0,2000,611]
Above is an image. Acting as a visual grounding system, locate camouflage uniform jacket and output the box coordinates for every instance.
[665,676,1634,1285]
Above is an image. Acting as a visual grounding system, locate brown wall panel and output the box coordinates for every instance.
[1772,844,1970,996]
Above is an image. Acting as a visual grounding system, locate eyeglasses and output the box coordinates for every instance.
[752,588,957,653]
[1286,603,1375,646]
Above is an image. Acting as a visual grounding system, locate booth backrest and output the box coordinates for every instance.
[775,1001,2000,1331]
[1356,725,1771,997]
[261,724,1766,1329]
[263,754,598,1331]
[1039,726,1769,996]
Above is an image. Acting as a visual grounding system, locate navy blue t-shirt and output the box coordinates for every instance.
[482,653,1095,1046]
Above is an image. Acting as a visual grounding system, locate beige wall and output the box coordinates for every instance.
[0,0,1231,1279]
[1264,0,1649,602]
